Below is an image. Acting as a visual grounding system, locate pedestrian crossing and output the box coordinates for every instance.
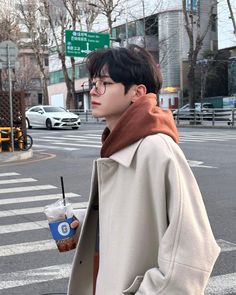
[0,172,235,294]
[0,171,87,294]
[32,133,102,152]
[179,130,236,143]
[31,130,236,152]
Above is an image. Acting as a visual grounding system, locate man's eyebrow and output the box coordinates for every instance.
[92,75,110,80]
[100,75,110,78]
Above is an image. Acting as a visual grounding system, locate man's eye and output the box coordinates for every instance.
[103,82,113,86]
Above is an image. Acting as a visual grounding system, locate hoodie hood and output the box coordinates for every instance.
[101,93,179,158]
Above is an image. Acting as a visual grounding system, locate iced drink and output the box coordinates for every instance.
[44,199,77,252]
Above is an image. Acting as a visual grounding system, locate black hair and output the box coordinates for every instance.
[85,44,162,94]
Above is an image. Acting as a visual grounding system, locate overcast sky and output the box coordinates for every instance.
[218,0,236,49]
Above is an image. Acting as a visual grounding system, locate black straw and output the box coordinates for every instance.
[60,176,66,206]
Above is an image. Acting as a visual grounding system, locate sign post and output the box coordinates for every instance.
[65,30,110,57]
[0,40,18,152]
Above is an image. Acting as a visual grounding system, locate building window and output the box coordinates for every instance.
[145,14,158,36]
[211,14,217,32]
[44,57,49,66]
[49,64,88,85]
[38,93,43,104]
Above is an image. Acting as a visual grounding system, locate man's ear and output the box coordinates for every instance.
[131,84,147,103]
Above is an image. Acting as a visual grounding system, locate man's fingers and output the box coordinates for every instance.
[70,219,80,229]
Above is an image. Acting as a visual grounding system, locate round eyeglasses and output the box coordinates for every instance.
[81,80,115,95]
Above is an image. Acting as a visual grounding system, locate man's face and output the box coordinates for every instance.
[90,74,135,130]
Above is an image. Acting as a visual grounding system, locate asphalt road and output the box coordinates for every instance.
[0,123,235,295]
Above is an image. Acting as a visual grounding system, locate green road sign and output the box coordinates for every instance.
[65,30,110,57]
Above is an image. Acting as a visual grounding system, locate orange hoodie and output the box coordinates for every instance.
[101,93,179,158]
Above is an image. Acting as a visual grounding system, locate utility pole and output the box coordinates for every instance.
[226,0,236,36]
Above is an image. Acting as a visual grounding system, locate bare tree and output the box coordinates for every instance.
[182,0,217,108]
[0,6,21,90]
[41,0,98,109]
[41,0,75,109]
[18,0,49,104]
[89,0,124,35]
[14,57,40,92]
[0,10,20,42]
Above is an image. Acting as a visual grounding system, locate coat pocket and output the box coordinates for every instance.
[122,276,143,294]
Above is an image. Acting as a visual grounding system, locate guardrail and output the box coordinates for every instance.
[69,108,236,127]
[173,108,235,127]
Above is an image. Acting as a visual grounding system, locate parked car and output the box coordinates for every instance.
[26,105,81,130]
[173,103,214,120]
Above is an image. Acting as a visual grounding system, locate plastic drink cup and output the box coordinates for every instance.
[44,199,77,252]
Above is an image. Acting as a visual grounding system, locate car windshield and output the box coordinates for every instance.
[43,107,66,113]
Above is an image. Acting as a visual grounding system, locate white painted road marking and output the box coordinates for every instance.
[0,237,231,258]
[0,264,71,290]
[33,144,79,151]
[188,160,217,169]
[49,141,101,148]
[0,201,87,217]
[217,239,236,253]
[0,172,20,177]
[0,263,235,293]
[0,239,56,256]
[0,192,80,205]
[0,220,48,234]
[0,177,37,185]
[205,273,236,294]
[0,184,56,194]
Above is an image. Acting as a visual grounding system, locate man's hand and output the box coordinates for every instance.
[70,219,80,229]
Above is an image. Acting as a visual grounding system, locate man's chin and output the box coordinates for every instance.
[92,111,102,118]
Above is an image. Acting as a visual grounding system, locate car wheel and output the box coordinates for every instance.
[26,118,32,129]
[72,127,79,130]
[46,119,52,130]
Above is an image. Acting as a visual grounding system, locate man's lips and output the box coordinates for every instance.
[92,101,101,106]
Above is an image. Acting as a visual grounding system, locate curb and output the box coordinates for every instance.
[0,149,33,163]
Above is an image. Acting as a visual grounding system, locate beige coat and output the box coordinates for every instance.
[68,134,220,295]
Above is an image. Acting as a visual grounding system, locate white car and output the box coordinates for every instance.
[26,105,81,130]
[173,103,214,120]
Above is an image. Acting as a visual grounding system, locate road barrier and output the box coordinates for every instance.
[69,108,236,127]
[172,108,235,127]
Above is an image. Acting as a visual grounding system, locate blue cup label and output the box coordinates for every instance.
[49,217,76,240]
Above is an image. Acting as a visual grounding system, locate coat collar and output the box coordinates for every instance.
[108,138,143,167]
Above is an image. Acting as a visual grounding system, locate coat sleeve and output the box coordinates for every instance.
[135,137,221,295]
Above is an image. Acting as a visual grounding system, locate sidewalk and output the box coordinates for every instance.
[0,149,33,164]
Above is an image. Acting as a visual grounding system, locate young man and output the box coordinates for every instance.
[68,45,220,295]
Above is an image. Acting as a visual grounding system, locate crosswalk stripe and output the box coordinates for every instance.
[0,184,56,194]
[41,136,100,142]
[0,235,232,258]
[217,239,236,253]
[33,144,79,151]
[0,264,71,290]
[52,142,101,148]
[0,192,80,205]
[67,134,101,139]
[0,239,56,257]
[0,263,235,292]
[0,178,37,185]
[180,139,205,142]
[205,273,236,294]
[0,172,20,177]
[181,137,226,142]
[0,201,87,217]
[0,220,48,234]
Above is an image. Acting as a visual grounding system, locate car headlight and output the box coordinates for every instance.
[53,117,61,120]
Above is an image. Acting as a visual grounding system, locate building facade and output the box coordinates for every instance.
[47,0,218,110]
